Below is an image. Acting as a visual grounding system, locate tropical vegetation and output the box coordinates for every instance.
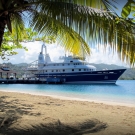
[0,0,135,66]
[121,0,135,19]
[1,27,55,60]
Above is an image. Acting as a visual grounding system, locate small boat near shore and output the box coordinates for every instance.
[26,43,126,84]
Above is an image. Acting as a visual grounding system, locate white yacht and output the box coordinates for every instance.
[26,43,126,84]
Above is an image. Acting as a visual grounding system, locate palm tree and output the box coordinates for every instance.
[0,0,32,46]
[0,0,135,65]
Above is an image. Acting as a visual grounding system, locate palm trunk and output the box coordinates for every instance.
[0,16,6,49]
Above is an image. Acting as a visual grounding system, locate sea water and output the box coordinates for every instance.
[0,80,135,106]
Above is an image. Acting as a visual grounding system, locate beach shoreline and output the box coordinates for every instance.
[0,89,135,108]
[0,90,135,135]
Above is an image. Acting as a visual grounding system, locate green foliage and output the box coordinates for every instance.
[0,30,27,60]
[0,0,135,66]
[0,27,56,60]
[121,0,132,18]
[29,0,135,65]
[0,0,118,59]
[121,0,135,19]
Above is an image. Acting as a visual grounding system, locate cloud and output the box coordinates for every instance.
[0,41,128,67]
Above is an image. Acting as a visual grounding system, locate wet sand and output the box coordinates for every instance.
[0,91,135,135]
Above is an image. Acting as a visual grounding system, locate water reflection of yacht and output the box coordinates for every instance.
[26,43,126,84]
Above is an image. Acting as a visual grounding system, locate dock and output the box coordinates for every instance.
[0,78,65,84]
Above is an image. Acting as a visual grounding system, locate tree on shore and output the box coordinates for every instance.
[0,0,135,65]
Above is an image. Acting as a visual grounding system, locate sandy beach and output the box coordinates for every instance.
[0,91,135,135]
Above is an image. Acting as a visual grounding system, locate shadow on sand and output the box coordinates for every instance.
[0,96,107,135]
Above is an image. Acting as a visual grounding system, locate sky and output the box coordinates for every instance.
[114,0,128,16]
[0,41,129,67]
[0,0,130,67]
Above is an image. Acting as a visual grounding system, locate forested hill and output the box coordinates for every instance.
[0,63,135,80]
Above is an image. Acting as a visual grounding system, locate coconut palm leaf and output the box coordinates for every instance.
[73,0,118,13]
[112,18,135,66]
[6,14,12,33]
[0,0,135,65]
[10,12,25,44]
[30,11,90,57]
[121,0,134,18]
[27,0,135,65]
[30,1,114,56]
[36,1,116,45]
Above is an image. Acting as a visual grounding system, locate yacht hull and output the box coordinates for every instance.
[35,69,126,84]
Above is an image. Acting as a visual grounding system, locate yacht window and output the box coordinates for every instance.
[109,72,114,73]
[56,70,58,72]
[84,69,86,71]
[68,64,70,65]
[70,61,73,62]
[63,69,65,72]
[72,69,74,71]
[46,70,47,72]
[62,64,64,66]
[52,70,54,72]
[79,69,81,71]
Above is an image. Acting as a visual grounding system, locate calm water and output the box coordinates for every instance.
[0,80,135,105]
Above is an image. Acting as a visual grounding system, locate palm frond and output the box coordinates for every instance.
[29,11,90,57]
[73,0,118,12]
[11,12,25,44]
[29,1,135,65]
[0,0,135,66]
